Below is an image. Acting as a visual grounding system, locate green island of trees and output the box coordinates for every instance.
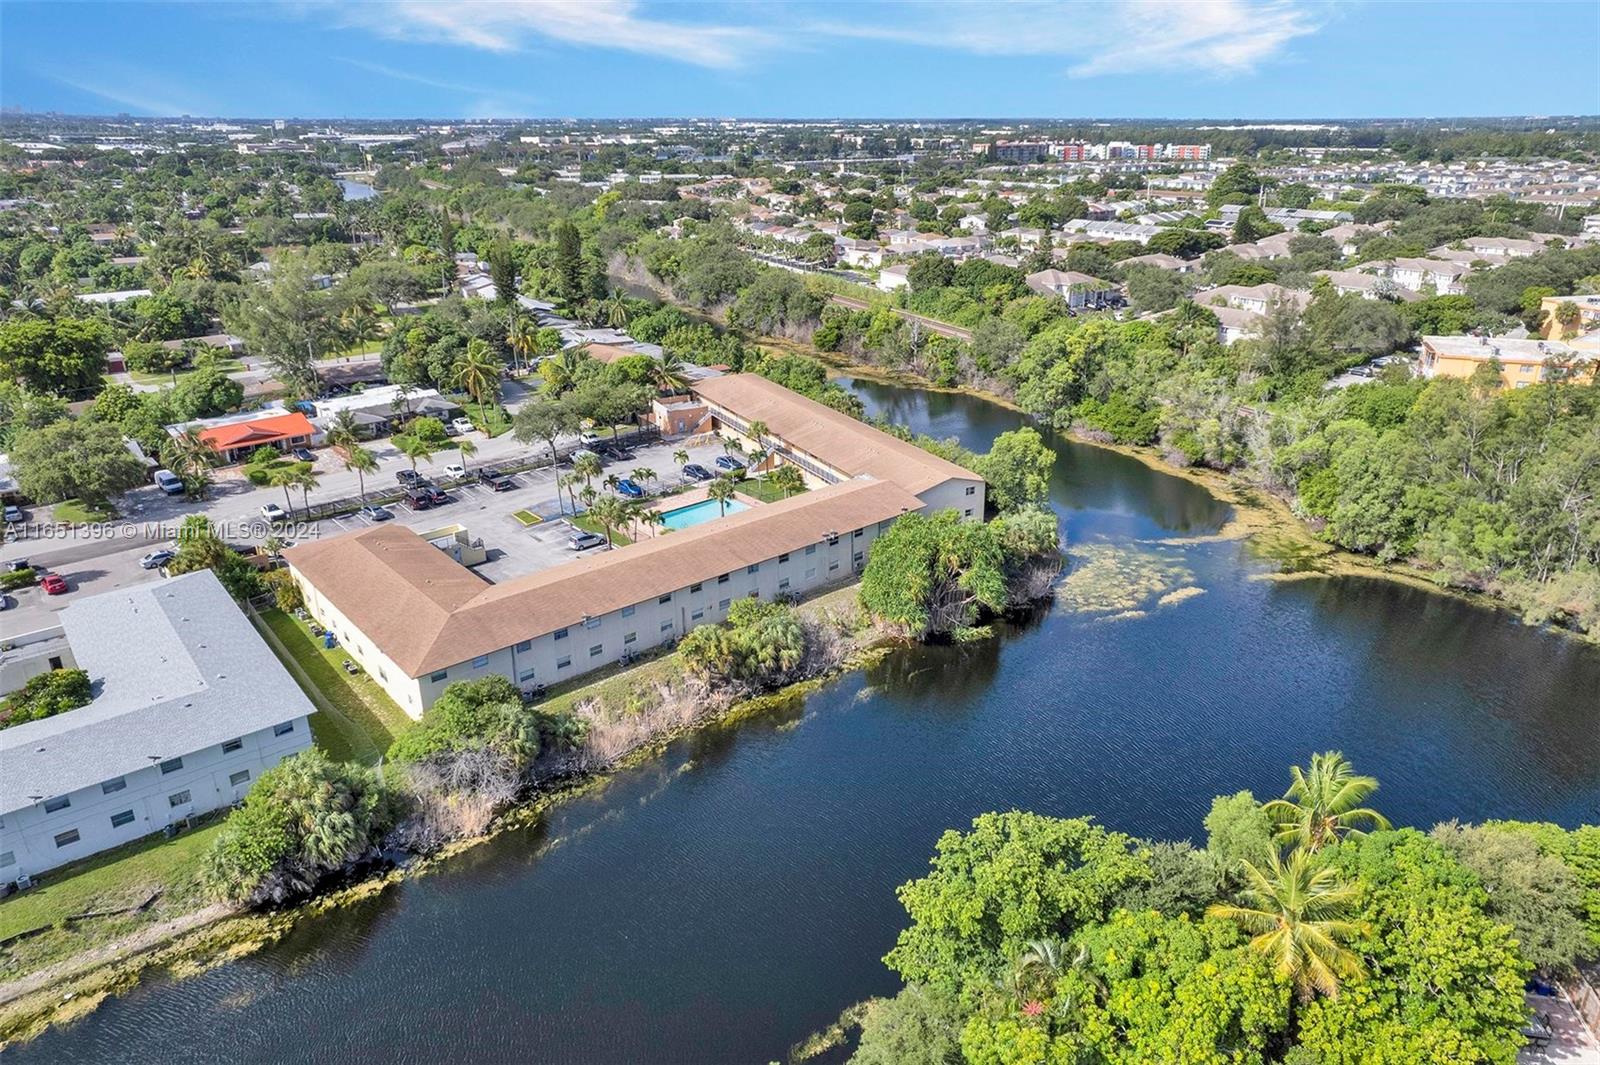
[850,753,1598,1065]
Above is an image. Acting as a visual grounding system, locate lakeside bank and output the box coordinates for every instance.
[0,581,885,1047]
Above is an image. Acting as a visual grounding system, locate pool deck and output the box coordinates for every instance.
[636,486,764,539]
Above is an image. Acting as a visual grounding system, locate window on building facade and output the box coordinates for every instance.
[806,567,816,579]
[557,656,571,669]
[746,563,759,574]
[55,830,81,848]
[102,777,127,794]
[623,632,636,645]
[43,796,70,813]
[621,605,635,618]
[273,721,295,737]
[589,644,603,657]
[966,485,976,496]
[169,790,191,808]
[658,593,672,605]
[229,770,251,786]
[660,620,673,632]
[515,639,532,652]
[221,738,243,754]
[689,582,702,593]
[585,617,601,629]
[778,579,790,591]
[805,544,816,555]
[717,573,730,584]
[111,810,136,828]
[829,559,840,571]
[691,610,704,622]
[553,628,568,641]
[518,667,536,682]
[0,851,14,867]
[160,757,183,774]
[778,553,789,563]
[472,654,490,667]
[431,670,449,683]
[718,598,731,610]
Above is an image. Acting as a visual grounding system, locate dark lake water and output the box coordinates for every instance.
[19,379,1600,1064]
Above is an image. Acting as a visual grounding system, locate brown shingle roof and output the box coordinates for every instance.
[691,374,980,495]
[285,478,922,677]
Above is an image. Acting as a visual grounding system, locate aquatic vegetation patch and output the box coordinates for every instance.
[1054,543,1200,618]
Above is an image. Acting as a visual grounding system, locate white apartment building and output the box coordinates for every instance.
[0,572,314,878]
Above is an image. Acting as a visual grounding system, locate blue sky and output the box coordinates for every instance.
[3,1,1596,120]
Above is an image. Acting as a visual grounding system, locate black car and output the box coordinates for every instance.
[292,448,315,463]
[476,466,506,482]
[682,463,713,481]
[420,484,449,504]
[403,489,434,510]
[396,469,423,486]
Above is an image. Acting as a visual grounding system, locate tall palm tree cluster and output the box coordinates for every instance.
[1207,751,1390,1001]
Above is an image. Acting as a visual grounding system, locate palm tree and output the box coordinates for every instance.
[454,435,478,471]
[1262,752,1391,853]
[572,450,602,491]
[631,467,657,493]
[602,292,630,329]
[578,485,597,511]
[640,508,666,538]
[650,351,689,394]
[293,464,321,516]
[769,464,805,498]
[265,463,302,517]
[588,496,629,546]
[395,432,436,472]
[506,314,538,375]
[543,345,589,395]
[162,427,215,498]
[746,419,769,451]
[555,473,580,516]
[673,448,690,468]
[326,409,363,453]
[343,444,378,500]
[337,302,382,356]
[1207,848,1368,1001]
[453,338,503,424]
[707,475,736,517]
[1007,939,1102,1010]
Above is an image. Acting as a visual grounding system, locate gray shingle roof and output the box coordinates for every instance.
[0,570,316,811]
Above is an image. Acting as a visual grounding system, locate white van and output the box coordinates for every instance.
[153,469,185,496]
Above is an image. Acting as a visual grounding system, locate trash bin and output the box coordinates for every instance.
[323,632,336,649]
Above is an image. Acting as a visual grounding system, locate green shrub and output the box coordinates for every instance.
[679,598,806,691]
[0,567,37,591]
[387,675,541,766]
[0,668,92,729]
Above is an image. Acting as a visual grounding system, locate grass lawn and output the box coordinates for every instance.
[735,477,808,504]
[127,358,245,386]
[52,498,116,524]
[255,608,412,763]
[570,514,632,546]
[512,509,543,526]
[447,396,513,438]
[0,819,223,980]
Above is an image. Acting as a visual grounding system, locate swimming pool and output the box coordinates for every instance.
[659,497,749,530]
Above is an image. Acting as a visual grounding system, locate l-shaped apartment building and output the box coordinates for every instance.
[285,375,985,717]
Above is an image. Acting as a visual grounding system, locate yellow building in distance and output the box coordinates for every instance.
[1419,334,1595,389]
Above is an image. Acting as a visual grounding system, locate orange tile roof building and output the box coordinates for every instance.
[188,411,316,463]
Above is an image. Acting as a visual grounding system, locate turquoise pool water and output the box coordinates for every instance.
[660,497,748,530]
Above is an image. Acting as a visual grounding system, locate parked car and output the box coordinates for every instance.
[358,505,392,522]
[292,448,315,463]
[615,478,644,498]
[5,558,29,572]
[476,466,505,482]
[153,469,185,496]
[714,455,746,472]
[570,448,603,467]
[403,489,434,511]
[420,484,449,504]
[451,417,475,435]
[41,573,68,595]
[444,463,467,480]
[139,548,177,570]
[3,504,23,522]
[484,475,515,492]
[396,469,423,486]
[682,463,713,481]
[0,594,11,611]
[260,502,287,522]
[567,531,607,551]
[580,430,601,446]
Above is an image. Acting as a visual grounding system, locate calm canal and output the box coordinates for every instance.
[19,379,1600,1064]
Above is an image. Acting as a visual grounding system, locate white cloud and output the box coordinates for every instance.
[339,57,539,104]
[329,0,773,68]
[806,0,1327,77]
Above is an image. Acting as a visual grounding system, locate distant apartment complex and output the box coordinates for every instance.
[1419,335,1595,388]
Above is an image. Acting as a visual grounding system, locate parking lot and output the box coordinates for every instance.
[1,436,733,631]
[312,437,731,585]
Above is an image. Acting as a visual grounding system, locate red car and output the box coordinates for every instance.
[41,573,68,595]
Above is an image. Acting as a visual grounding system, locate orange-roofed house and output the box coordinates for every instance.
[185,410,316,463]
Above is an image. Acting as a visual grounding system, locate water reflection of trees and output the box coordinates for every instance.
[865,635,1005,714]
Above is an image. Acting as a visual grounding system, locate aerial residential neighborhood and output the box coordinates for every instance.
[0,1,1597,1063]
